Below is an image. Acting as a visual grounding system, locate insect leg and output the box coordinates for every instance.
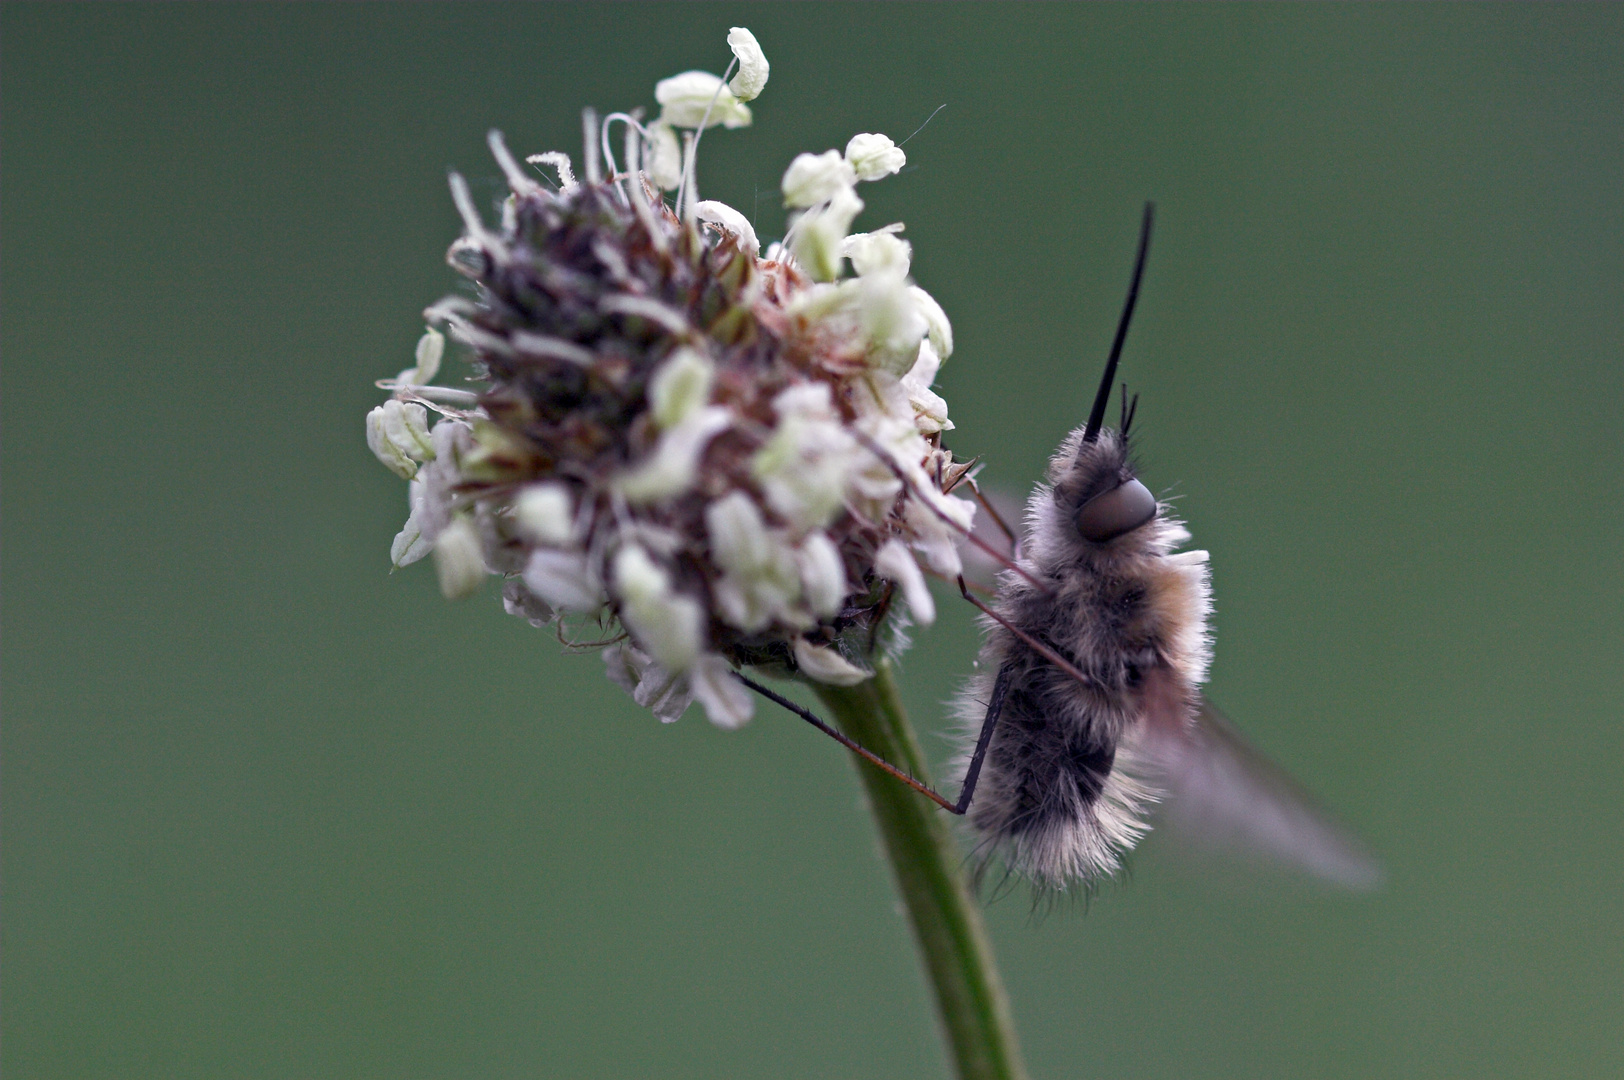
[952,662,1011,815]
[965,477,1022,563]
[956,575,1098,692]
[733,672,978,815]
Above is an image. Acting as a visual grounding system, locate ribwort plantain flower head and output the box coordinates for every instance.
[365,29,974,728]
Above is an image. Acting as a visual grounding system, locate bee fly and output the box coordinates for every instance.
[741,203,1378,891]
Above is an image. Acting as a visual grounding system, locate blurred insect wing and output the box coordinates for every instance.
[1136,693,1383,890]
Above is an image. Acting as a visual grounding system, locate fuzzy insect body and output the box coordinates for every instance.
[953,427,1212,888]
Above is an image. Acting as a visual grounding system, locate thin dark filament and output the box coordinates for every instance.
[733,673,959,813]
[733,669,1008,817]
[555,619,629,651]
[965,477,1021,562]
[1083,202,1156,444]
[1119,384,1140,438]
[898,103,948,146]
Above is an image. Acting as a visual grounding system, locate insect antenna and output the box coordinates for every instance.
[1119,384,1142,440]
[1082,201,1155,445]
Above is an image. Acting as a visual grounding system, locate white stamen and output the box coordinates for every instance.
[844,133,906,181]
[374,380,479,407]
[644,121,683,191]
[367,404,417,479]
[525,151,577,192]
[654,70,752,130]
[582,107,601,184]
[447,172,501,260]
[677,129,698,222]
[781,150,857,209]
[787,186,864,282]
[390,480,433,568]
[842,231,912,277]
[795,531,848,618]
[411,327,444,384]
[487,130,540,195]
[614,407,732,503]
[909,285,954,359]
[598,294,690,335]
[678,55,739,220]
[511,331,595,367]
[613,544,704,673]
[726,28,769,102]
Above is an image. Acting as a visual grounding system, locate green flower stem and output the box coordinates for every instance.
[814,659,1028,1080]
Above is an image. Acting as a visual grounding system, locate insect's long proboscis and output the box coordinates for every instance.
[1082,201,1155,445]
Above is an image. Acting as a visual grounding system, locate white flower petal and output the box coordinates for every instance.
[844,132,906,181]
[648,347,715,429]
[514,483,575,546]
[644,121,683,190]
[411,327,444,384]
[900,340,952,434]
[522,548,604,612]
[795,531,848,618]
[390,480,434,567]
[366,405,417,479]
[855,270,928,374]
[614,545,704,672]
[726,27,769,102]
[693,199,760,256]
[787,186,864,282]
[706,492,802,633]
[792,639,871,686]
[433,517,487,600]
[614,406,732,503]
[781,150,857,209]
[875,538,935,625]
[908,284,953,360]
[690,654,755,729]
[843,231,911,277]
[751,384,861,531]
[656,71,752,129]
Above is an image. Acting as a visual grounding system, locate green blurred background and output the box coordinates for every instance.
[5,5,1621,1077]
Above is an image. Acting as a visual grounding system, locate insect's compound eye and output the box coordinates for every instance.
[1075,478,1157,543]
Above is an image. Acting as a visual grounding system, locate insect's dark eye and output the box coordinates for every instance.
[1075,478,1157,542]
